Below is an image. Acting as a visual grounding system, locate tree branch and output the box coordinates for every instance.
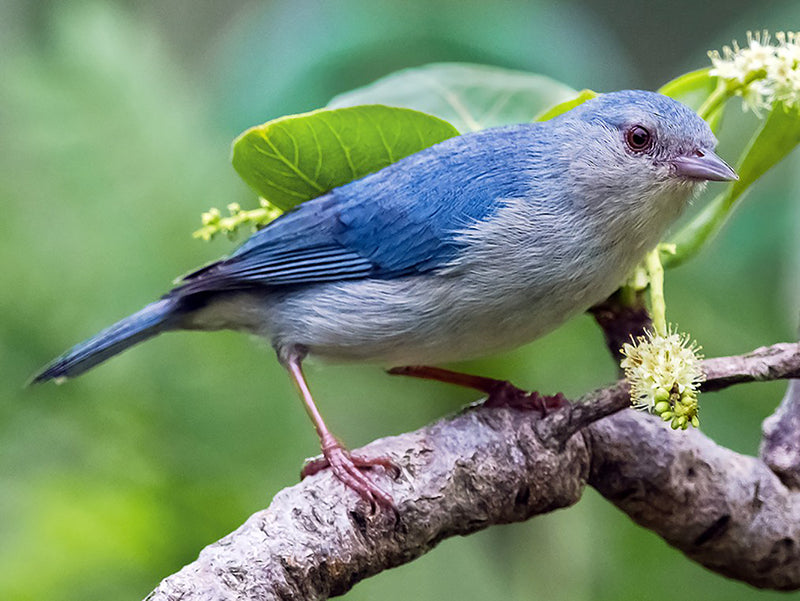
[761,378,800,489]
[145,342,800,600]
[587,289,651,365]
[589,412,800,590]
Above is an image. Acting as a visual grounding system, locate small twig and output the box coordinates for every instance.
[703,342,800,390]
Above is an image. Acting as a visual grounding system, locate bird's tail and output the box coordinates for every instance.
[31,297,178,384]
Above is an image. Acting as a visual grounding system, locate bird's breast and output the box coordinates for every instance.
[264,193,678,365]
[264,234,636,365]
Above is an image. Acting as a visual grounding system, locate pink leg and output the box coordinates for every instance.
[286,353,396,510]
[387,365,568,414]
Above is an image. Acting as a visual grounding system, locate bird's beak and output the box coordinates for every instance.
[671,150,738,182]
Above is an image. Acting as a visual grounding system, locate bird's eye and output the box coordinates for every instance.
[625,125,652,152]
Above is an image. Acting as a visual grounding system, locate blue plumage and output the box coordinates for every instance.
[33,90,738,506]
[183,124,542,291]
[333,124,538,275]
[32,299,175,383]
[34,89,736,376]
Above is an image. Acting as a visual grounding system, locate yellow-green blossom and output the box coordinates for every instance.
[193,198,282,241]
[620,329,705,430]
[709,31,800,113]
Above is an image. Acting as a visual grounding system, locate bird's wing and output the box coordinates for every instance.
[179,126,536,292]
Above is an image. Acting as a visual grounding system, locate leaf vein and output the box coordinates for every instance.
[363,110,395,163]
[257,176,309,200]
[319,116,357,179]
[479,91,514,125]
[259,132,325,192]
[416,73,482,132]
[307,121,324,180]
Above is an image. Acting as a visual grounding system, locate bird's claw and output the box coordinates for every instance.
[484,384,568,417]
[301,440,398,511]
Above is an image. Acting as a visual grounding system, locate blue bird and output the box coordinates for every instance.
[33,90,737,508]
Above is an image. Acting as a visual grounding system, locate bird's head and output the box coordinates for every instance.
[555,90,737,221]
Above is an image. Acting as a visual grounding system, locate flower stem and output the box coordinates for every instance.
[698,70,766,120]
[645,249,667,336]
[698,83,730,121]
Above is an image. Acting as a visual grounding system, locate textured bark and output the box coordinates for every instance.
[589,412,800,590]
[761,379,800,489]
[145,342,800,600]
[703,343,800,391]
[588,290,651,365]
[145,406,590,601]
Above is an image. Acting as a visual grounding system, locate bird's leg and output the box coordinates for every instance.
[285,353,396,509]
[387,365,567,415]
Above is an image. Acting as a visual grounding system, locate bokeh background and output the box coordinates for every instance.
[2,1,800,599]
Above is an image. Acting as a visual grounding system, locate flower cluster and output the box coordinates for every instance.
[620,329,705,430]
[709,31,800,113]
[193,199,282,241]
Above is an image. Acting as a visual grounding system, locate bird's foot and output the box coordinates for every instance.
[388,365,568,417]
[486,387,569,416]
[481,379,530,408]
[301,435,398,511]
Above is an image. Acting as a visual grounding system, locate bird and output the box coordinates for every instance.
[33,90,737,509]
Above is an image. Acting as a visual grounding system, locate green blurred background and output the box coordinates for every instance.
[2,1,800,599]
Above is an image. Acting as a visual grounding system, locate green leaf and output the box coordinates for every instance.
[728,103,800,202]
[231,104,460,211]
[658,68,725,132]
[535,89,598,121]
[666,102,800,267]
[328,62,577,133]
[658,68,715,107]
